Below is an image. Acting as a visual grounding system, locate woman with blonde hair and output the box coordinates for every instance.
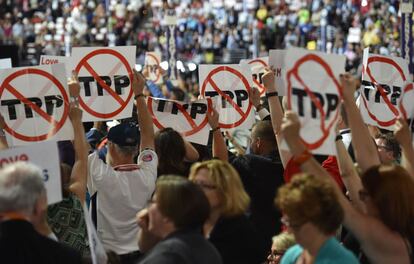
[189,159,267,264]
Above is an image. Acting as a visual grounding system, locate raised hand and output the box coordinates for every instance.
[249,87,261,108]
[132,69,146,96]
[68,70,81,98]
[262,67,277,93]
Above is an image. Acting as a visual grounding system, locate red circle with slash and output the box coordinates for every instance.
[201,66,253,129]
[361,56,408,127]
[248,59,267,96]
[286,54,343,150]
[0,68,69,141]
[147,97,209,136]
[146,53,161,83]
[75,49,134,119]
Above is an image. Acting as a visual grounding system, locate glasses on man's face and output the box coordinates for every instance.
[377,145,392,152]
[193,180,217,191]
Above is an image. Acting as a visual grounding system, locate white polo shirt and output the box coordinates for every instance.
[87,149,158,254]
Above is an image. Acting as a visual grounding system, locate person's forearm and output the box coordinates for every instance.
[335,139,365,212]
[136,97,155,150]
[343,98,380,172]
[212,130,228,161]
[184,140,199,162]
[268,96,283,135]
[70,118,88,203]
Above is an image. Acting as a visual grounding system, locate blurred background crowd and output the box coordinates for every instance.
[0,0,405,98]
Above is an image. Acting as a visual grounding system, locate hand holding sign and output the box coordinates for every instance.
[68,70,81,98]
[0,113,5,130]
[249,87,261,109]
[262,67,277,93]
[394,117,412,147]
[207,107,220,130]
[281,110,301,145]
[340,73,357,103]
[132,69,145,96]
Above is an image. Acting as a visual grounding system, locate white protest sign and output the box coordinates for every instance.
[358,48,414,130]
[0,58,12,69]
[71,46,136,121]
[83,203,108,264]
[240,57,269,97]
[0,64,73,146]
[145,52,162,84]
[147,97,211,145]
[282,48,346,155]
[269,50,287,95]
[39,55,71,77]
[0,141,62,205]
[199,64,255,130]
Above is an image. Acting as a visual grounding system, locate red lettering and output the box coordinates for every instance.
[41,57,58,65]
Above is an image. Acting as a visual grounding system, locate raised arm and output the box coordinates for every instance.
[262,68,291,167]
[281,110,405,260]
[0,114,9,150]
[133,70,155,151]
[249,87,270,120]
[208,107,228,161]
[341,73,380,172]
[184,140,200,162]
[394,117,414,180]
[335,135,365,212]
[67,71,88,203]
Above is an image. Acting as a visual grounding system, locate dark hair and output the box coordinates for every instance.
[155,128,187,176]
[251,120,277,146]
[156,175,210,229]
[361,165,414,238]
[377,133,401,161]
[276,173,344,235]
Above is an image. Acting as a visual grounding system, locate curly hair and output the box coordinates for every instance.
[275,173,344,235]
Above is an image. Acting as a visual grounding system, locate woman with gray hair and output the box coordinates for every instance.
[0,161,83,264]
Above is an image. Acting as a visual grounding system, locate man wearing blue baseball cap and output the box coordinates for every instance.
[85,70,158,264]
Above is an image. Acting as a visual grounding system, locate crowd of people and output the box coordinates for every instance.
[1,61,414,264]
[1,1,414,264]
[0,0,405,94]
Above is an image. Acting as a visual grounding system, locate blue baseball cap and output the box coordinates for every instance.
[107,123,140,147]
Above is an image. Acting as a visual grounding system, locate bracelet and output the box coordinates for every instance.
[134,94,145,100]
[265,92,278,98]
[211,127,220,132]
[255,104,264,111]
[292,149,312,166]
[335,134,343,141]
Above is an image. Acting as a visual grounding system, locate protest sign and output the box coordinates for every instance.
[240,57,269,96]
[269,50,287,95]
[145,52,162,84]
[71,46,136,121]
[283,48,346,155]
[0,64,73,146]
[199,64,255,130]
[0,141,62,205]
[39,55,71,77]
[0,58,12,69]
[147,97,211,145]
[358,48,414,130]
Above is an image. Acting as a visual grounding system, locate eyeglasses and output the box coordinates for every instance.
[377,145,392,152]
[193,180,217,190]
[358,190,369,202]
[266,250,285,264]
